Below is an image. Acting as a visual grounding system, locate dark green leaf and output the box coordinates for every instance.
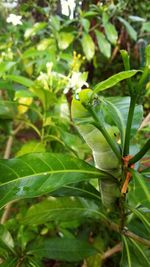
[29,238,98,262]
[52,182,101,201]
[0,101,17,119]
[121,236,150,267]
[131,170,150,204]
[0,153,107,208]
[23,197,101,225]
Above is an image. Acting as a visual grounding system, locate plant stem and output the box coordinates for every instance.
[89,107,121,160]
[129,139,150,165]
[104,220,150,247]
[101,242,122,260]
[123,96,137,156]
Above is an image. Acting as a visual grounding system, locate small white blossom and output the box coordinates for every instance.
[64,71,89,94]
[6,14,22,26]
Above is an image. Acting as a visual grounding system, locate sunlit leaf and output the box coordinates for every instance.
[94,70,140,93]
[104,22,118,45]
[58,32,74,50]
[81,33,95,61]
[0,225,14,251]
[95,30,111,58]
[81,18,90,32]
[16,141,45,157]
[6,75,33,87]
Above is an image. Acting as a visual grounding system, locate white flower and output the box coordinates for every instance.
[64,71,89,94]
[6,14,22,26]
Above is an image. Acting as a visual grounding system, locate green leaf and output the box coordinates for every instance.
[0,101,17,119]
[16,141,45,157]
[103,96,143,138]
[0,153,108,208]
[23,197,101,225]
[24,22,47,39]
[128,16,146,22]
[58,32,74,50]
[81,33,95,61]
[101,98,125,149]
[131,170,150,204]
[6,75,33,87]
[94,70,140,93]
[50,16,61,31]
[95,30,111,58]
[0,62,16,77]
[104,22,118,45]
[81,18,90,32]
[0,225,14,251]
[120,50,130,71]
[142,22,150,32]
[145,44,150,69]
[118,17,137,41]
[128,206,150,234]
[28,238,98,262]
[0,258,18,267]
[121,236,150,267]
[52,182,101,201]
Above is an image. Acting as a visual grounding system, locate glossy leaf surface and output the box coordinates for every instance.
[0,153,107,208]
[94,70,140,93]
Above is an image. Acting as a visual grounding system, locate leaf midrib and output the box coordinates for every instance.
[0,169,101,187]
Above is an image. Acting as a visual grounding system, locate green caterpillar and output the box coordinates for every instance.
[71,89,121,209]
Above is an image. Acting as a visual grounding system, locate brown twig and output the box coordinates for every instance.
[105,220,150,247]
[109,27,125,63]
[102,242,122,260]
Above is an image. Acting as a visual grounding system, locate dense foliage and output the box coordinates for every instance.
[0,1,150,266]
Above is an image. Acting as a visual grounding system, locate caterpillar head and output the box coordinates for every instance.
[71,89,93,119]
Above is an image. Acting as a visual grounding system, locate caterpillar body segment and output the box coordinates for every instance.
[71,89,121,209]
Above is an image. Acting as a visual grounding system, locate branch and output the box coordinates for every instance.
[101,243,122,260]
[129,139,150,165]
[105,220,150,247]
